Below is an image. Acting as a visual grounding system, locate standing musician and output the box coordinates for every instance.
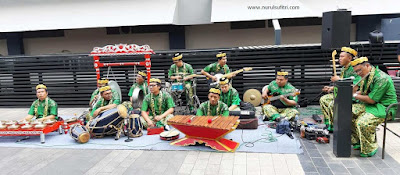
[24,84,58,121]
[201,52,237,84]
[320,47,361,131]
[197,88,229,116]
[219,78,241,111]
[350,57,397,157]
[168,53,195,110]
[90,86,121,119]
[262,71,299,121]
[128,71,149,102]
[141,78,175,129]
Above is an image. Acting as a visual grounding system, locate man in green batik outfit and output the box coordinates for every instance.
[128,71,149,102]
[197,88,229,116]
[141,78,175,129]
[89,78,120,109]
[219,78,241,111]
[25,84,58,121]
[262,71,299,121]
[350,57,397,157]
[168,53,195,110]
[90,86,121,119]
[201,52,237,86]
[320,47,361,131]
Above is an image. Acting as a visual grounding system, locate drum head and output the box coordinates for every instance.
[132,87,144,109]
[108,80,122,101]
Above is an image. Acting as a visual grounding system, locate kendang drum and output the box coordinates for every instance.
[69,124,90,143]
[171,82,184,92]
[125,114,143,138]
[88,108,124,138]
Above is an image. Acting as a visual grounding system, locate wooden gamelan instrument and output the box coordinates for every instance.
[168,115,240,152]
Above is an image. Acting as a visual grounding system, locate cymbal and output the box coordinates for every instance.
[243,89,262,107]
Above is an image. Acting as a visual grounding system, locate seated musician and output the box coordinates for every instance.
[201,52,237,84]
[197,88,229,116]
[24,84,58,121]
[261,71,299,121]
[219,78,241,111]
[141,78,175,129]
[128,71,149,102]
[90,86,121,119]
[350,57,397,157]
[89,78,120,109]
[168,53,195,111]
[320,47,361,131]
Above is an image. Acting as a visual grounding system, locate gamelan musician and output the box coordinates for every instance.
[219,78,241,111]
[90,86,121,119]
[196,88,229,117]
[201,52,237,84]
[24,84,58,121]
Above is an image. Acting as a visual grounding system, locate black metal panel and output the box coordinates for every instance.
[0,43,399,107]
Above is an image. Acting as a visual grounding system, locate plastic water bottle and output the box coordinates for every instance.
[295,114,299,122]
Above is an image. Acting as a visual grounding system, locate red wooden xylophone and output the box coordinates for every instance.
[0,120,64,143]
[168,115,240,152]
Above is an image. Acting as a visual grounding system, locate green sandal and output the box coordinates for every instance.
[360,148,378,157]
[353,144,361,150]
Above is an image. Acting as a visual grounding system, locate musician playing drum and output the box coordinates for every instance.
[262,71,299,121]
[320,47,360,131]
[168,53,195,110]
[350,57,397,157]
[128,71,149,102]
[197,88,229,116]
[89,78,120,109]
[141,78,175,129]
[90,86,121,119]
[24,84,58,121]
[201,52,237,84]
[219,78,241,111]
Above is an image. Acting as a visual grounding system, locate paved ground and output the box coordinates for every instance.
[0,108,399,175]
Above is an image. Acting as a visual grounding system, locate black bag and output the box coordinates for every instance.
[240,101,256,112]
[271,99,287,109]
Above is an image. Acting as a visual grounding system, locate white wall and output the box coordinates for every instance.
[0,39,7,56]
[23,28,170,55]
[186,23,357,49]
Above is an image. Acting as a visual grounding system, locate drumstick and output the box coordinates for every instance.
[332,50,337,76]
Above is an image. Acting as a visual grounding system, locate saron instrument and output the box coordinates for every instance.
[168,115,240,152]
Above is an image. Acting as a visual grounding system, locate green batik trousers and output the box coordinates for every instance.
[140,114,174,129]
[320,93,334,131]
[262,104,299,121]
[185,83,194,108]
[351,104,384,155]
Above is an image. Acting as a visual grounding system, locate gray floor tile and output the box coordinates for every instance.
[328,163,349,174]
[341,160,358,168]
[369,159,390,169]
[347,167,365,175]
[317,167,333,175]
[378,168,397,175]
[308,150,323,158]
[298,153,312,162]
[312,157,328,168]
[301,161,317,173]
[305,173,320,175]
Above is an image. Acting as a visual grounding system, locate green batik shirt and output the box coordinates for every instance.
[168,63,194,84]
[128,82,149,97]
[28,97,58,119]
[340,64,361,84]
[203,62,230,74]
[267,80,298,107]
[196,101,229,117]
[90,96,121,116]
[141,91,175,116]
[361,67,398,118]
[220,87,241,107]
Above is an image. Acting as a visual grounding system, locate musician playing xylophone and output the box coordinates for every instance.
[24,84,58,121]
[196,88,229,117]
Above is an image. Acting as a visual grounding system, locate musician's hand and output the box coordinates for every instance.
[330,76,341,82]
[322,86,329,92]
[262,93,268,99]
[355,91,361,95]
[154,115,163,121]
[211,76,217,82]
[147,120,155,128]
[280,95,287,102]
[327,87,334,93]
[93,108,102,117]
[183,77,191,81]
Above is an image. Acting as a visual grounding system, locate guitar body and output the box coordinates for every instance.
[262,90,301,106]
[206,67,253,88]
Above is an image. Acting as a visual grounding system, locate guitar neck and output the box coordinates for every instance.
[222,69,244,78]
[269,93,294,101]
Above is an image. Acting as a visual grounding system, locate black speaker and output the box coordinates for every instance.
[321,10,351,49]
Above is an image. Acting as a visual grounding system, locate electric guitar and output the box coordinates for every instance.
[262,89,300,106]
[207,67,253,87]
